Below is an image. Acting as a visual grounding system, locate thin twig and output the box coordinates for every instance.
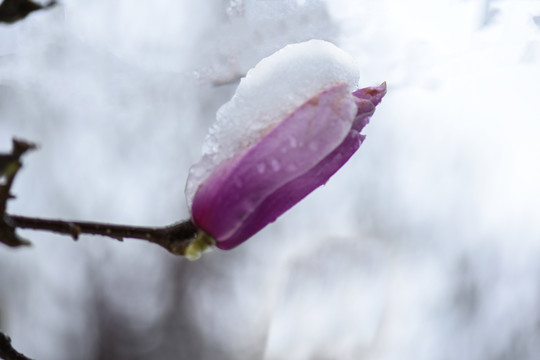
[0,331,34,360]
[6,215,197,255]
[0,139,36,215]
[0,139,36,247]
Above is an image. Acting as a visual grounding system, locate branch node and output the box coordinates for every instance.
[67,223,81,241]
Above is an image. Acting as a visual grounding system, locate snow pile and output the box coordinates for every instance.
[186,39,359,207]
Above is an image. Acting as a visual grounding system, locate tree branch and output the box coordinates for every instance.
[0,138,201,257]
[0,331,33,360]
[5,215,197,255]
[0,139,36,215]
[0,0,56,24]
[0,139,36,248]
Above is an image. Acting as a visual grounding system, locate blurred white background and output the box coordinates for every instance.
[1,0,540,359]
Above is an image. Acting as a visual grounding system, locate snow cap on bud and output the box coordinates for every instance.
[185,40,386,252]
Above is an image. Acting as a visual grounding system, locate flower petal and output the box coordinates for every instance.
[216,130,362,249]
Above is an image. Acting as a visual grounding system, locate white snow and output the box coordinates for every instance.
[185,39,359,207]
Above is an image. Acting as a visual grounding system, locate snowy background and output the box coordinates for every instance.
[1,0,540,359]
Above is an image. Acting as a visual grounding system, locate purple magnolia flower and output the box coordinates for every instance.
[184,40,386,257]
[189,83,385,252]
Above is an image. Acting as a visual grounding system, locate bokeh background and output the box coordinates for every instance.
[1,0,540,359]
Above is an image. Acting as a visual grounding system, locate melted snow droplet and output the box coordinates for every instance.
[289,137,298,148]
[256,163,266,174]
[270,158,281,172]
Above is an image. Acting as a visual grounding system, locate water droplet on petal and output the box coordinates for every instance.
[256,163,266,174]
[270,158,281,172]
[289,137,298,148]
